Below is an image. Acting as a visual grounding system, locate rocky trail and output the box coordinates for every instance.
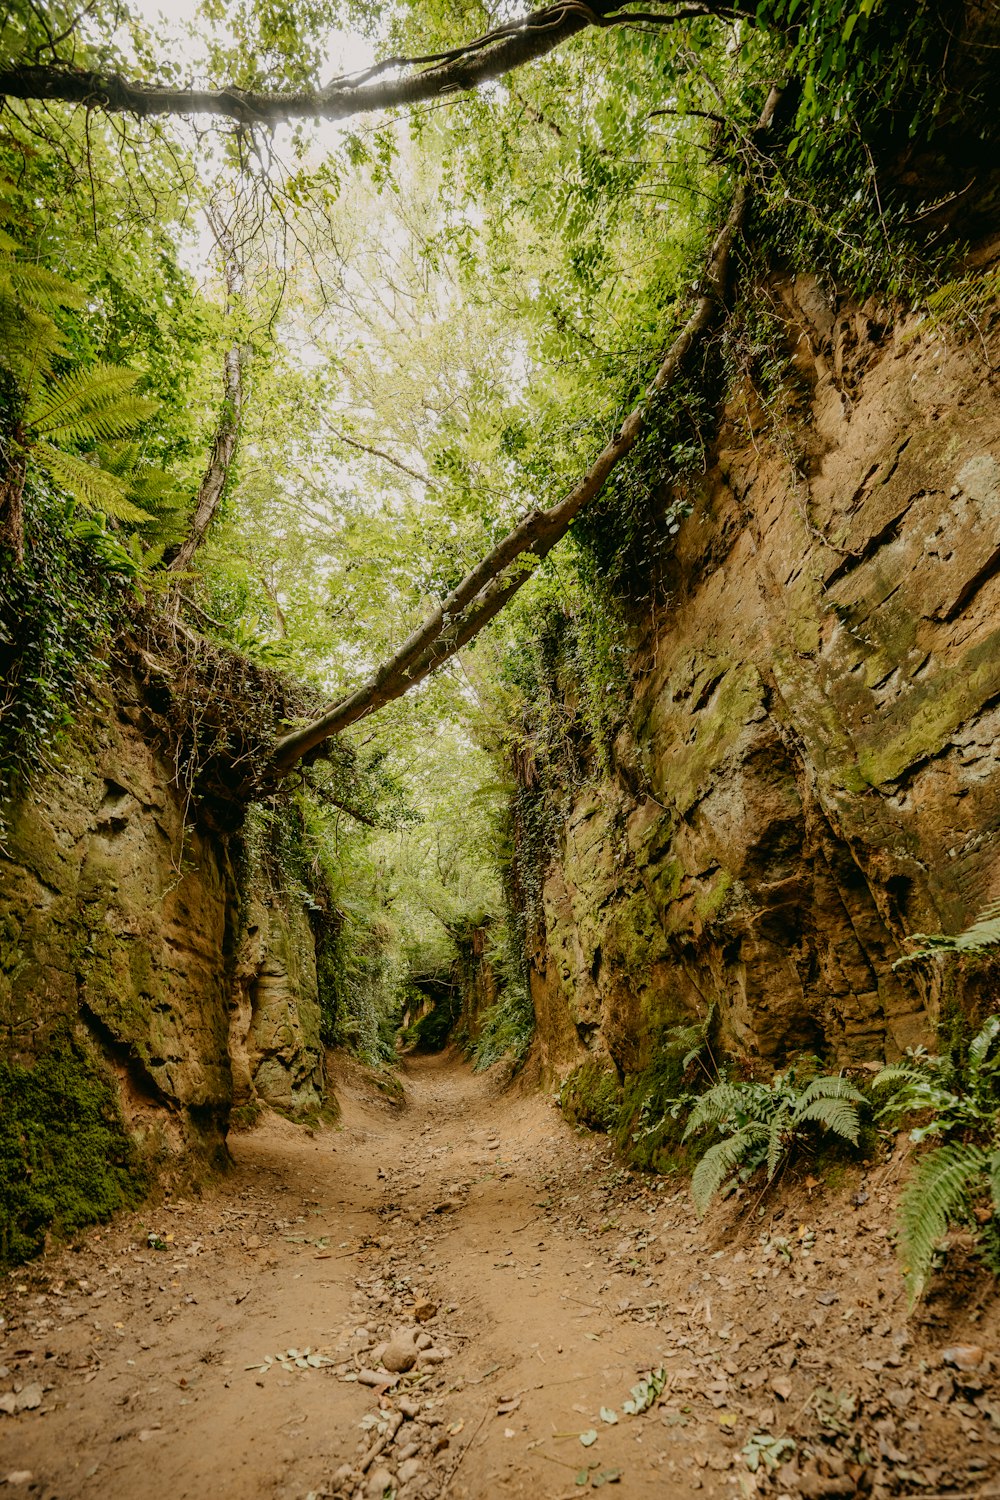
[2,1051,999,1500]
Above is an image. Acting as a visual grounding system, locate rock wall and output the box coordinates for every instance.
[529,277,1000,1083]
[0,676,325,1179]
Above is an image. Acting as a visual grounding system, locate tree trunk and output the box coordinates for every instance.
[167,218,247,575]
[166,343,245,574]
[0,445,27,565]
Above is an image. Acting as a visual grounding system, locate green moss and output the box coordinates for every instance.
[229,1101,264,1132]
[613,1011,717,1171]
[602,889,669,976]
[74,930,155,1061]
[695,869,733,920]
[0,1027,146,1265]
[371,1067,405,1104]
[647,662,766,815]
[0,911,20,973]
[560,1058,623,1133]
[857,626,1000,785]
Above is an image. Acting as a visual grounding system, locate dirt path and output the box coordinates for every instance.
[2,1052,998,1500]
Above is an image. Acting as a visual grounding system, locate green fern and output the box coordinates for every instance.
[969,1015,1000,1068]
[684,1068,864,1214]
[878,1014,1000,1297]
[683,1082,747,1139]
[26,363,157,445]
[899,1142,989,1300]
[765,1105,791,1181]
[691,1124,768,1214]
[990,1149,1000,1216]
[34,443,152,523]
[793,1094,862,1146]
[899,901,1000,964]
[0,225,161,545]
[0,231,80,387]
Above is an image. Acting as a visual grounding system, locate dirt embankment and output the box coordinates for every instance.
[1,1051,997,1499]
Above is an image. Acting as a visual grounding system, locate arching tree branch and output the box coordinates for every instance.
[0,3,749,127]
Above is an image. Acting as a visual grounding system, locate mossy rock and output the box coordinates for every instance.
[229,1100,265,1132]
[404,996,460,1053]
[560,1058,623,1133]
[612,1013,716,1171]
[0,1028,147,1265]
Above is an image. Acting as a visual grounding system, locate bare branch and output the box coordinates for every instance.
[326,425,439,490]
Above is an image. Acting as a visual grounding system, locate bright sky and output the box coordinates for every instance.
[127,0,377,83]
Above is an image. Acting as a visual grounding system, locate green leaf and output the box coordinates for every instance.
[580,1429,598,1447]
[34,443,152,522]
[899,1142,988,1301]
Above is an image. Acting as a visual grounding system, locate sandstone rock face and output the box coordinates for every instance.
[529,288,1000,1076]
[0,679,325,1173]
[231,878,323,1115]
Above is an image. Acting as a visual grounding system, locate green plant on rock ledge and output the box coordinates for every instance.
[683,1064,865,1215]
[894,900,1000,966]
[874,1014,1000,1300]
[560,1057,623,1134]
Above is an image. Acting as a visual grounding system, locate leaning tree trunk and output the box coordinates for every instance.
[166,342,245,574]
[267,86,783,779]
[167,221,247,575]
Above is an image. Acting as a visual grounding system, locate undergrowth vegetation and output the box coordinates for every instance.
[560,999,1000,1303]
[682,1068,865,1214]
[874,1016,1000,1300]
[0,480,134,814]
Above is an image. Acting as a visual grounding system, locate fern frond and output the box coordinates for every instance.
[871,1063,926,1090]
[907,902,1000,960]
[968,1015,1000,1069]
[34,443,152,521]
[954,901,1000,952]
[797,1075,865,1105]
[0,294,65,384]
[899,1142,988,1300]
[47,395,159,445]
[683,1082,745,1140]
[766,1106,791,1181]
[793,1094,861,1146]
[26,363,157,443]
[691,1125,767,1214]
[989,1149,1000,1217]
[3,258,84,312]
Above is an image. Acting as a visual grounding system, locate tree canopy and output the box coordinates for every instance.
[1,0,996,1034]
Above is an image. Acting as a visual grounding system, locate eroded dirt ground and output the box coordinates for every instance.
[2,1052,999,1500]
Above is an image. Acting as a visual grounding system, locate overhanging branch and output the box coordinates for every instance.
[0,3,749,126]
